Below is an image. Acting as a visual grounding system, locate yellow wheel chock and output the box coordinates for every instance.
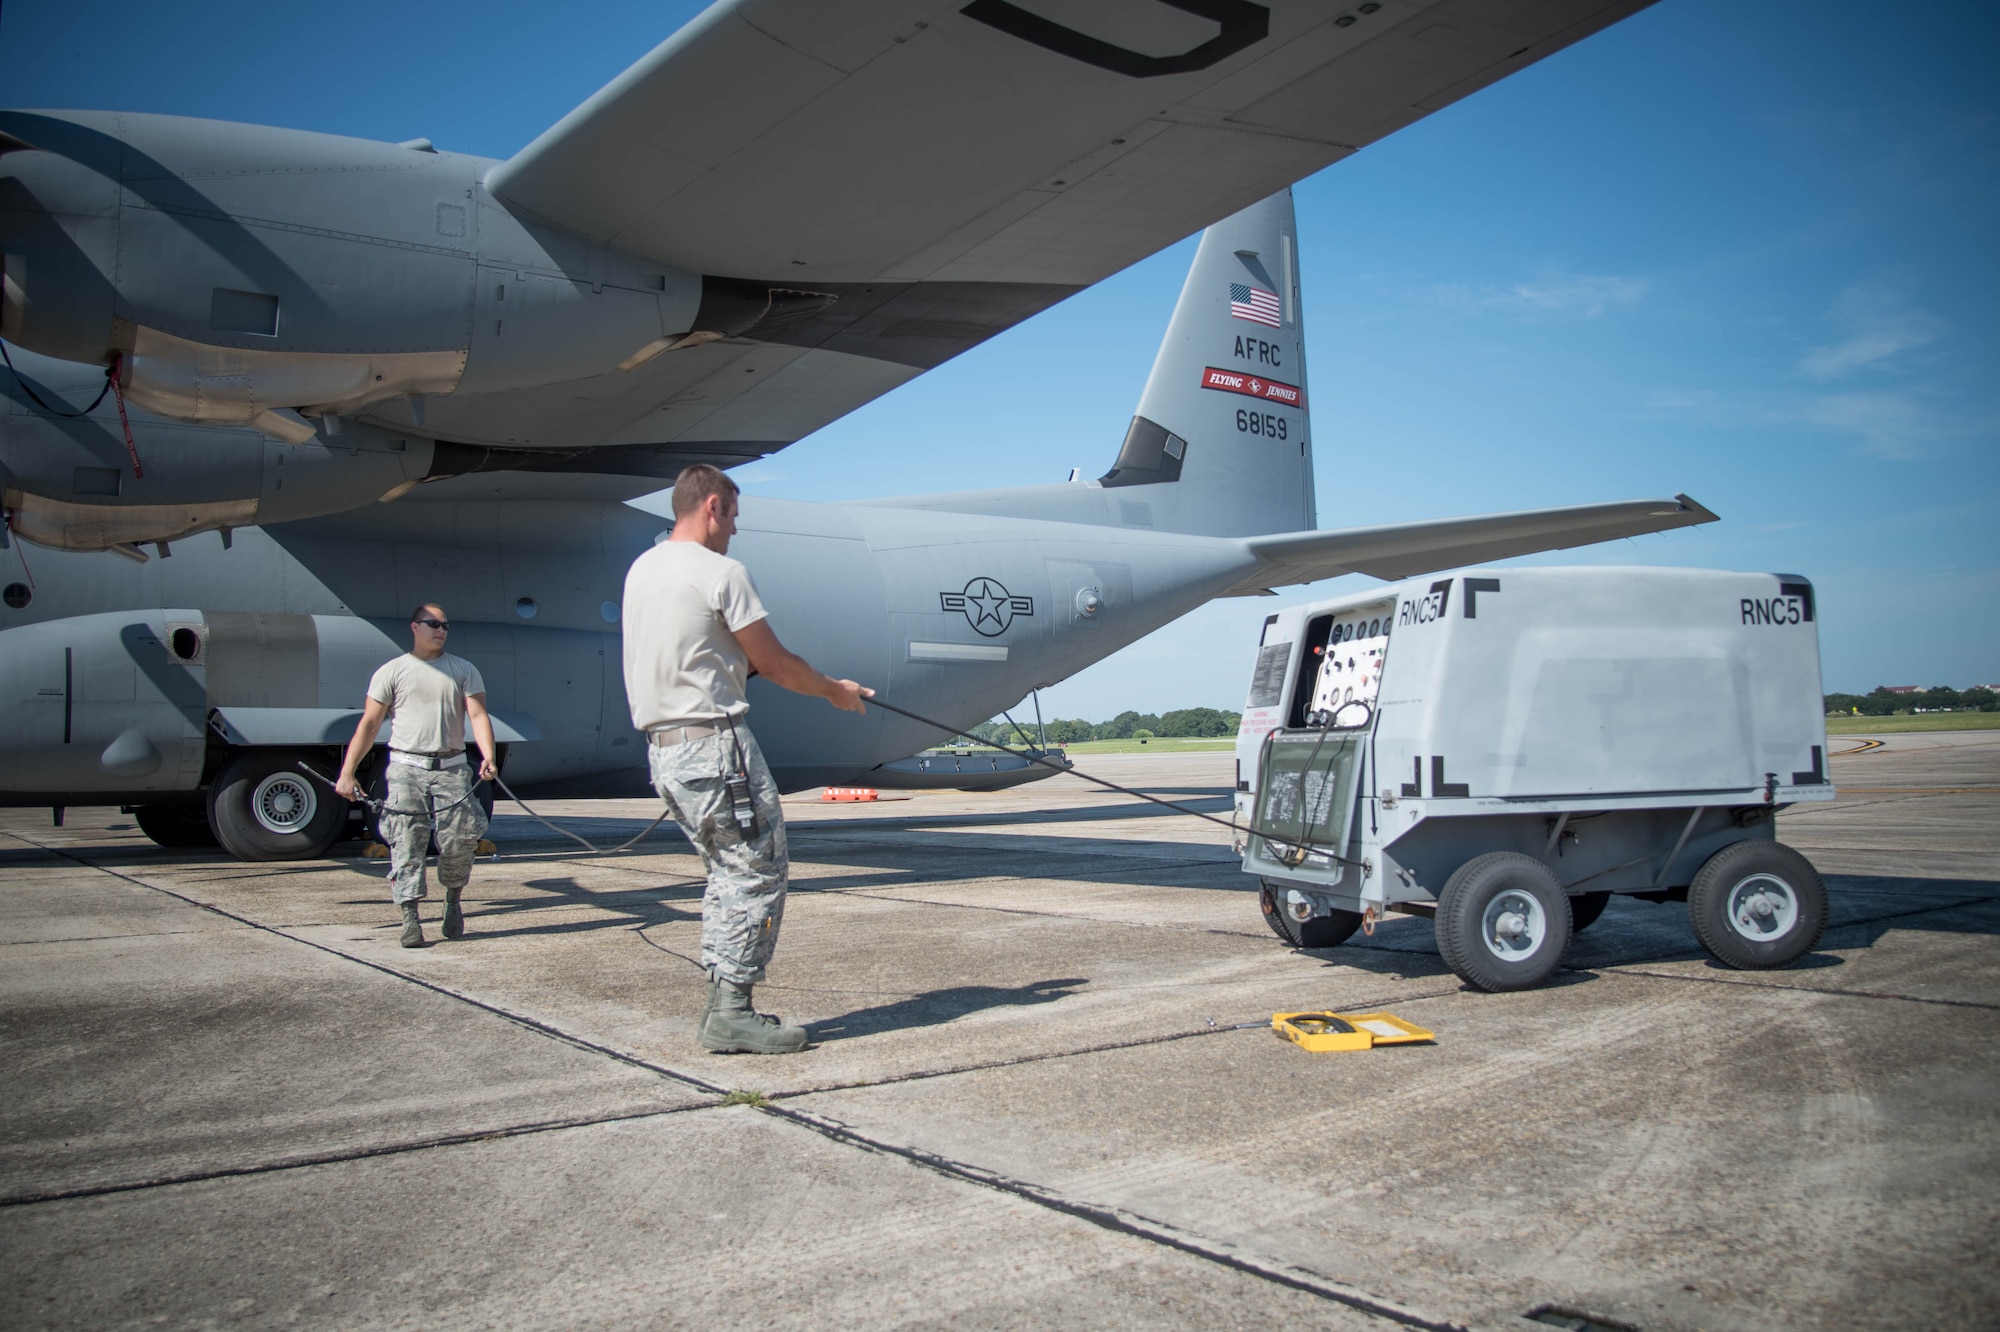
[1272,1010,1435,1053]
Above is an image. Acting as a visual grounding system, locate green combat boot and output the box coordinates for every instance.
[699,976,808,1054]
[399,901,425,949]
[441,888,465,940]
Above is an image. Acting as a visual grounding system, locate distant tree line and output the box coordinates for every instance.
[1825,686,1996,716]
[966,707,1242,746]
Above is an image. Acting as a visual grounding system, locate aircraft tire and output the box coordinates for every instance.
[1436,852,1572,993]
[208,749,349,862]
[1259,880,1363,949]
[1687,840,1826,971]
[132,805,221,850]
[1569,890,1612,933]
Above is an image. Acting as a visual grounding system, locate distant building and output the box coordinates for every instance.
[1879,685,1921,694]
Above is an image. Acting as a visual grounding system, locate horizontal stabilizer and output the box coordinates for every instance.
[1230,494,1718,593]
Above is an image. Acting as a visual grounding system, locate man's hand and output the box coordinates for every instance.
[335,697,389,805]
[828,680,873,715]
[477,755,498,782]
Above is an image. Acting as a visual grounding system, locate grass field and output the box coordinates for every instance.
[1057,738,1237,755]
[944,738,1236,757]
[1825,712,2000,734]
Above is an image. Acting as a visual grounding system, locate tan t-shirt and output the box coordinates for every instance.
[366,652,486,754]
[622,541,768,730]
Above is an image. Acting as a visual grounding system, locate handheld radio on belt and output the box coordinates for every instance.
[722,716,759,838]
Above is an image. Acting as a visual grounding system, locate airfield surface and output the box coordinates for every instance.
[1,732,1994,1331]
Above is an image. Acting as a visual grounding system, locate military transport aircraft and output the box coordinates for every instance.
[0,0,1709,859]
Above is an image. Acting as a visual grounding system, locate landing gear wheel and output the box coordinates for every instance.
[1687,840,1826,970]
[208,750,349,862]
[1436,852,1572,992]
[132,805,220,850]
[1258,880,1364,950]
[1569,891,1612,934]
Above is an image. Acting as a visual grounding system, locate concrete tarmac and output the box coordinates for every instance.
[1,731,1994,1330]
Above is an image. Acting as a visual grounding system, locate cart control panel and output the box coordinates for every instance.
[1307,606,1391,727]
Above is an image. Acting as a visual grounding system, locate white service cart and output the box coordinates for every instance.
[1235,567,1835,991]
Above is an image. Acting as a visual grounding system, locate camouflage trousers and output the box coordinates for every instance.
[647,726,788,985]
[382,762,488,906]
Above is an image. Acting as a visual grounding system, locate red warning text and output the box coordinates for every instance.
[1200,367,1303,408]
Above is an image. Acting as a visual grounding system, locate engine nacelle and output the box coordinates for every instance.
[0,110,703,444]
[2,345,434,552]
[0,132,119,364]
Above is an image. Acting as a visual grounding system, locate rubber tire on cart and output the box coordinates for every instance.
[1569,890,1612,934]
[1436,852,1573,993]
[208,749,349,862]
[1258,879,1364,950]
[132,805,220,850]
[1686,840,1827,970]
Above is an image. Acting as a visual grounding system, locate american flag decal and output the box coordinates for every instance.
[1229,283,1282,328]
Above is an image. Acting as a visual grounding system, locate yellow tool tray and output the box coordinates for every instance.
[1272,1010,1435,1052]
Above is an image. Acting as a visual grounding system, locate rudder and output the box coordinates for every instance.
[1097,189,1314,538]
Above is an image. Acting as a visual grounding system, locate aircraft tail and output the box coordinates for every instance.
[851,190,1315,538]
[1097,188,1314,538]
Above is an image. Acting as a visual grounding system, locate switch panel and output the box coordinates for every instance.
[1306,603,1393,727]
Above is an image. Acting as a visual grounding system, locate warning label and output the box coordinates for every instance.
[1200,367,1303,408]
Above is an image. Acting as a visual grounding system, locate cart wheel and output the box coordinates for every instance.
[1687,840,1826,970]
[1437,853,1572,992]
[1569,891,1612,933]
[1259,880,1363,950]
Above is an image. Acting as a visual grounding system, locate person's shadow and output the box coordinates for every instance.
[805,977,1088,1041]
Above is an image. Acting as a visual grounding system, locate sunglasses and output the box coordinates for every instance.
[415,618,451,631]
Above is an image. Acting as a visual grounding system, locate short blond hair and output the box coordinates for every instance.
[671,464,740,519]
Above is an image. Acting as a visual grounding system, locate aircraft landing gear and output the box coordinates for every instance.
[207,749,349,861]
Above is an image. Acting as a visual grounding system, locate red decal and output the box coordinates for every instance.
[1200,367,1303,409]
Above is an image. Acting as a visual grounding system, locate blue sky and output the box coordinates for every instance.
[5,0,1995,719]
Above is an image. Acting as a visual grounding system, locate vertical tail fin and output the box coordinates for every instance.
[851,189,1317,537]
[1099,189,1314,537]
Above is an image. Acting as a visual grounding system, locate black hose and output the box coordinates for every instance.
[294,692,1364,871]
[294,758,674,857]
[864,694,1365,870]
[1,340,114,418]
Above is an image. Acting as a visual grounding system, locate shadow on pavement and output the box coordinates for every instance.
[805,977,1090,1041]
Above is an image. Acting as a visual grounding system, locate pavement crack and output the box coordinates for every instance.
[771,986,1465,1099]
[0,1105,702,1209]
[8,833,734,1100]
[751,1101,1468,1331]
[1600,966,2000,1011]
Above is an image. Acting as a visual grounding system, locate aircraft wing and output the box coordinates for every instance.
[1227,494,1719,592]
[488,0,1654,289]
[426,0,1656,463]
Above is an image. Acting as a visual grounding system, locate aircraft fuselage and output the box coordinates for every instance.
[0,492,1255,802]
